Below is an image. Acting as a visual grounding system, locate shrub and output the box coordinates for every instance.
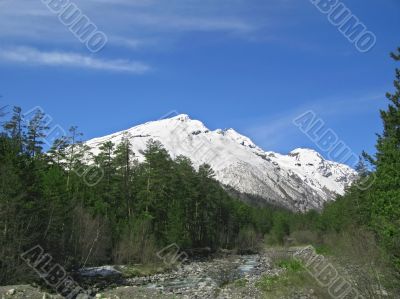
[277,259,303,273]
[236,226,260,253]
[113,218,159,265]
[290,230,320,246]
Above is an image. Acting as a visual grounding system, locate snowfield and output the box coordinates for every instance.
[84,114,357,211]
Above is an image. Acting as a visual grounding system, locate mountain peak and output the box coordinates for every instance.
[168,114,191,121]
[290,148,321,155]
[289,148,324,163]
[84,115,357,212]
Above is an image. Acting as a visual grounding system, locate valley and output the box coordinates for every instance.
[0,246,326,299]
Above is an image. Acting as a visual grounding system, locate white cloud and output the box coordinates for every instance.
[0,47,151,74]
[0,0,300,72]
[0,0,277,49]
[110,36,156,50]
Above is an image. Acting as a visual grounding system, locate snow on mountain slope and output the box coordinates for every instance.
[84,114,357,211]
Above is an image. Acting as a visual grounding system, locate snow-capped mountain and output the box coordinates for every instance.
[84,114,357,211]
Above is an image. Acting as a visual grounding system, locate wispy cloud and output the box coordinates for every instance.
[0,0,285,50]
[244,93,385,151]
[110,36,157,50]
[0,0,303,72]
[0,47,152,74]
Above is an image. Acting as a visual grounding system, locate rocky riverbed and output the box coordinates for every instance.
[97,253,282,299]
[0,250,308,299]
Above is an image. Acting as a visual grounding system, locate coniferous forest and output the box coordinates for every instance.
[0,107,278,284]
[0,48,399,295]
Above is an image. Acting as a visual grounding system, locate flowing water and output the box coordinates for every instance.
[237,255,258,275]
[143,255,259,291]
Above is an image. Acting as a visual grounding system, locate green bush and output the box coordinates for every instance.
[277,259,303,273]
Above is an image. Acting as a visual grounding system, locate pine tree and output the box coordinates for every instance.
[0,111,46,283]
[166,156,197,247]
[0,107,283,284]
[48,137,69,167]
[137,140,171,213]
[113,133,136,219]
[95,141,115,184]
[369,47,400,273]
[139,140,174,241]
[94,141,116,212]
[3,106,24,153]
[26,110,49,157]
[65,126,86,190]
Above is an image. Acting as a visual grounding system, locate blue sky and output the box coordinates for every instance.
[0,0,398,163]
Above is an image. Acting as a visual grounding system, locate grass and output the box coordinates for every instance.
[276,258,303,272]
[233,278,248,287]
[255,259,303,293]
[256,256,331,299]
[256,275,288,292]
[314,244,333,256]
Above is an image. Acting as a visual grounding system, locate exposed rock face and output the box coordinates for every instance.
[84,114,357,211]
